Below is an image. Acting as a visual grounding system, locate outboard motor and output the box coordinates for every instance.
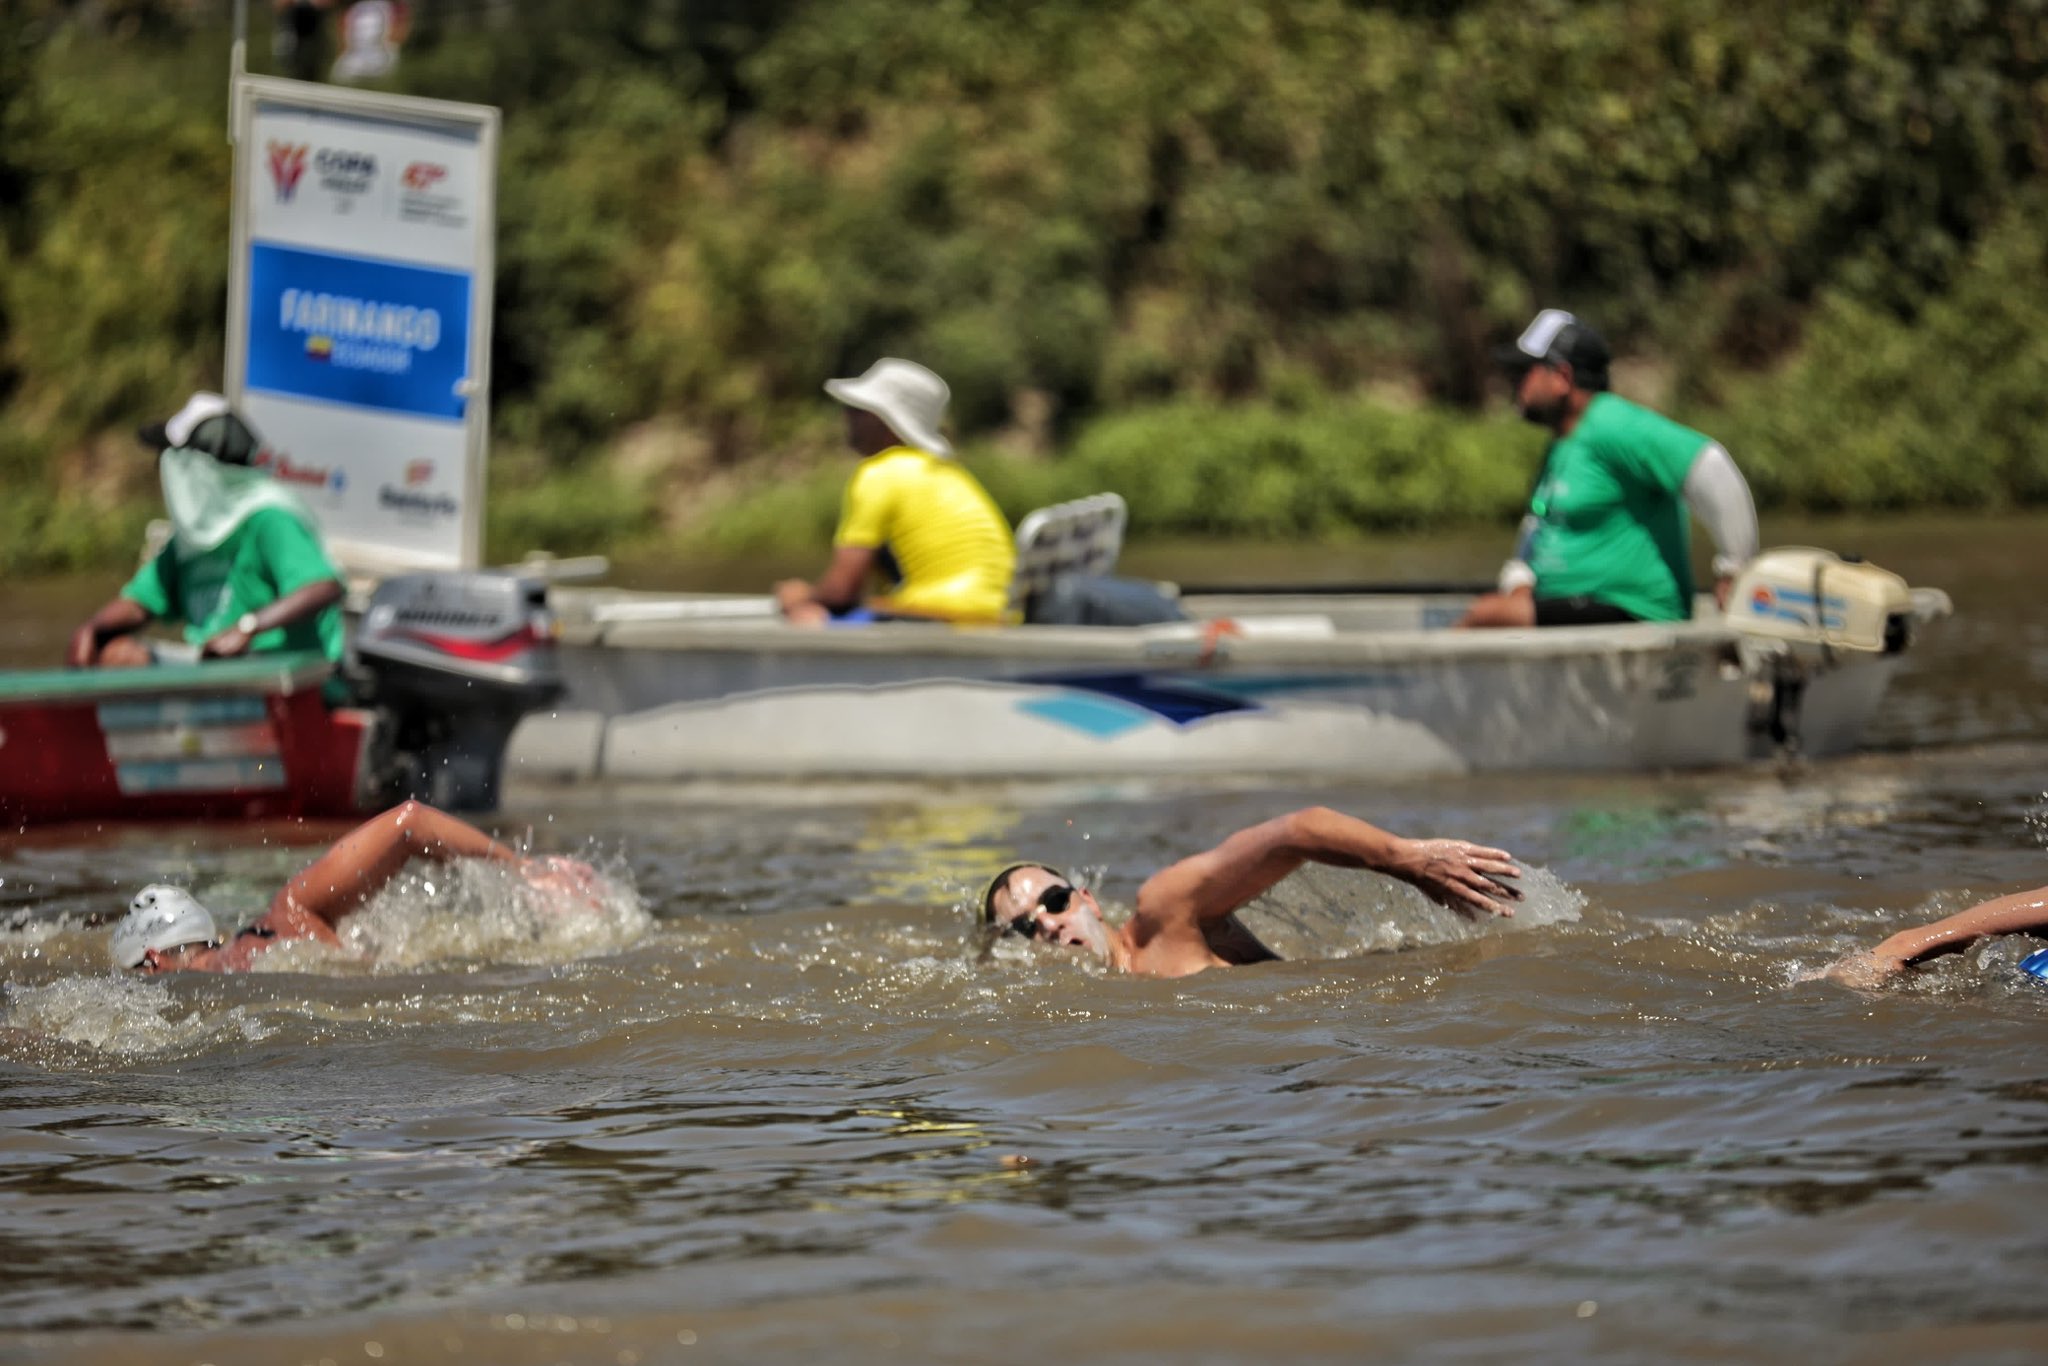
[350,573,563,810]
[1724,547,1950,757]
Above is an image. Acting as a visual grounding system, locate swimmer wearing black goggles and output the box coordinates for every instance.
[975,807,1522,978]
[996,877,1080,940]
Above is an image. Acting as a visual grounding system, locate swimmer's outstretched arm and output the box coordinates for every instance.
[1135,806,1522,933]
[1823,883,2048,985]
[270,800,522,929]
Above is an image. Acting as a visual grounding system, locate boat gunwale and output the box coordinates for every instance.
[562,614,1739,666]
[0,652,333,706]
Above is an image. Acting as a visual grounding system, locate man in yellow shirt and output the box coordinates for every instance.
[775,358,1015,626]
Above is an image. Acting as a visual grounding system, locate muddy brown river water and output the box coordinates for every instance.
[0,516,2044,1364]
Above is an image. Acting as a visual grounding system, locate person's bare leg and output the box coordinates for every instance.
[1456,588,1537,629]
[270,800,520,929]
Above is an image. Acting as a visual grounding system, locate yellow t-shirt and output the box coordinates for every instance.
[833,446,1016,622]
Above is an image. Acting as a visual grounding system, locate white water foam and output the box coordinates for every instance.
[319,854,653,972]
[0,856,652,1056]
[3,974,275,1056]
[1235,862,1583,961]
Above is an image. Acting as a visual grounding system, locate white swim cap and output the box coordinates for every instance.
[109,885,219,969]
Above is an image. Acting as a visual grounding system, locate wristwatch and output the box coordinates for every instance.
[237,612,261,636]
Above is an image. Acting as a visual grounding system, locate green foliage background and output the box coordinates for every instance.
[4,0,2047,571]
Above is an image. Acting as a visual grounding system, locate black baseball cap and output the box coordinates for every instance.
[1497,309,1610,390]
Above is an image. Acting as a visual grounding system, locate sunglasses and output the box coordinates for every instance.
[1003,882,1078,939]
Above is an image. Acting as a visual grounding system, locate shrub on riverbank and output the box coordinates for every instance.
[5,2,2048,574]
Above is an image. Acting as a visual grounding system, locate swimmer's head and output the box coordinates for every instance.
[109,885,219,971]
[982,863,1112,962]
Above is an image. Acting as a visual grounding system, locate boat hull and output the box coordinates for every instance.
[0,654,373,826]
[505,592,1908,782]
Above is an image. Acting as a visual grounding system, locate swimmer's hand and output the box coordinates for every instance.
[1811,948,1909,989]
[1387,839,1522,919]
[519,855,603,906]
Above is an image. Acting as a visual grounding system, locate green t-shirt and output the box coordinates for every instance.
[1524,393,1710,623]
[120,507,346,661]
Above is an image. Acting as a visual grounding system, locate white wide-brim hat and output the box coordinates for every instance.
[824,358,953,457]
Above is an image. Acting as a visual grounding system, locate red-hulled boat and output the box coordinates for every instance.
[0,572,560,827]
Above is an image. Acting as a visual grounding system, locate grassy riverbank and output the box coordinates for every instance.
[4,3,2047,574]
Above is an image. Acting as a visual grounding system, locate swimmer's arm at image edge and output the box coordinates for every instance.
[1827,883,2048,984]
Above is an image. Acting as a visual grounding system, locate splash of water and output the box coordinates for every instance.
[323,855,653,971]
[0,855,653,1055]
[1235,862,1584,961]
[2,975,273,1056]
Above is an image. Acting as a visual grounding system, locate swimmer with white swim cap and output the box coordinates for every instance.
[108,800,601,974]
[980,807,1522,979]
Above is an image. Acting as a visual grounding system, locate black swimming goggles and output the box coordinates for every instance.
[1004,882,1078,939]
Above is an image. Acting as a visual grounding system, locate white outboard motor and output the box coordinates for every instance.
[350,573,563,809]
[1725,547,1951,756]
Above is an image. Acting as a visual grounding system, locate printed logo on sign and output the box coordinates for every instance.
[246,243,472,422]
[381,457,452,516]
[315,148,378,195]
[254,449,347,495]
[380,471,457,519]
[398,159,468,229]
[267,141,309,201]
[279,287,442,377]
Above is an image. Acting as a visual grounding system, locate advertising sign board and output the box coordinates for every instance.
[227,75,498,570]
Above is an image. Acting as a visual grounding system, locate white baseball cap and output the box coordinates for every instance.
[824,358,953,457]
[108,885,219,970]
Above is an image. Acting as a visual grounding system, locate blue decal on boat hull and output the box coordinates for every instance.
[1022,672,1263,727]
[1015,694,1156,738]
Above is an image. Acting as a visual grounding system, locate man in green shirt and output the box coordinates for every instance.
[68,393,347,668]
[1459,310,1758,629]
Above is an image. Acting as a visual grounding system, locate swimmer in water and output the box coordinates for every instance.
[1817,882,2048,988]
[108,800,599,974]
[980,806,1522,979]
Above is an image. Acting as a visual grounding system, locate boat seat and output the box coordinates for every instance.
[1008,492,1130,618]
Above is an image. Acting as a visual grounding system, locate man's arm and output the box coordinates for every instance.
[269,799,523,929]
[1681,442,1758,609]
[1822,884,2048,986]
[200,577,345,658]
[1494,513,1540,595]
[202,513,346,657]
[775,544,878,617]
[1457,513,1542,630]
[1133,806,1522,941]
[68,597,154,667]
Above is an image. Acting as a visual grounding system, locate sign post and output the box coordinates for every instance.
[227,75,498,571]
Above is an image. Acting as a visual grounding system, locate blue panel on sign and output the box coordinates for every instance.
[247,242,470,420]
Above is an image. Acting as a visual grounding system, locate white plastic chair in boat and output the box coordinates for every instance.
[1008,492,1129,619]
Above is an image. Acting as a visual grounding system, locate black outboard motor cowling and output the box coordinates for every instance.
[351,573,563,810]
